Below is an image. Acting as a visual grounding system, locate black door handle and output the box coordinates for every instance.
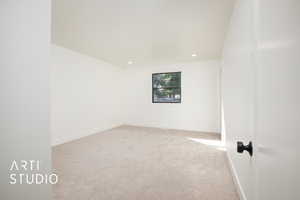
[237,141,253,156]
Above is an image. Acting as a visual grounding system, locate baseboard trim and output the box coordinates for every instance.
[226,152,247,200]
[51,124,125,147]
[123,124,221,135]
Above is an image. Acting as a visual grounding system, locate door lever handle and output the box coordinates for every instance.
[237,141,253,156]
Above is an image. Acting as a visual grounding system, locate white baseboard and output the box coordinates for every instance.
[124,123,221,135]
[226,152,247,200]
[51,124,125,147]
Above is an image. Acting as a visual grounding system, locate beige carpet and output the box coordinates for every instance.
[52,125,239,200]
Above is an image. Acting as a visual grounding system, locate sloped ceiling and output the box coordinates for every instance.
[52,0,236,66]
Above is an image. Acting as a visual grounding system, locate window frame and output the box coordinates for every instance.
[152,72,181,103]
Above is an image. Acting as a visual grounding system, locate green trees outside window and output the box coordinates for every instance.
[152,72,181,103]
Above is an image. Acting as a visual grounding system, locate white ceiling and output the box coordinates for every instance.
[52,0,236,67]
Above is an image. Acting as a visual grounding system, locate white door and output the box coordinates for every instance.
[222,0,300,199]
[253,0,300,199]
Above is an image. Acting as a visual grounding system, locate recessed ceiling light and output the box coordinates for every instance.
[128,61,133,64]
[192,54,197,57]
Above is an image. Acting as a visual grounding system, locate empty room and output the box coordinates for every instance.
[1,0,299,200]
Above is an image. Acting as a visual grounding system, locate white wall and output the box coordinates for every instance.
[0,1,51,199]
[51,48,221,145]
[124,61,221,133]
[51,44,125,146]
[221,0,255,199]
[222,1,254,200]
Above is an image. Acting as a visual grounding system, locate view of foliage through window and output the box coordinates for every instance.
[152,72,181,103]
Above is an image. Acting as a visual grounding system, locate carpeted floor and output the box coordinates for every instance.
[52,125,239,200]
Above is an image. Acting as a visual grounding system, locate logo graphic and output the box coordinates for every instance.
[9,160,58,185]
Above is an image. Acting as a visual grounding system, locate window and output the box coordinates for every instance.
[152,72,181,103]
